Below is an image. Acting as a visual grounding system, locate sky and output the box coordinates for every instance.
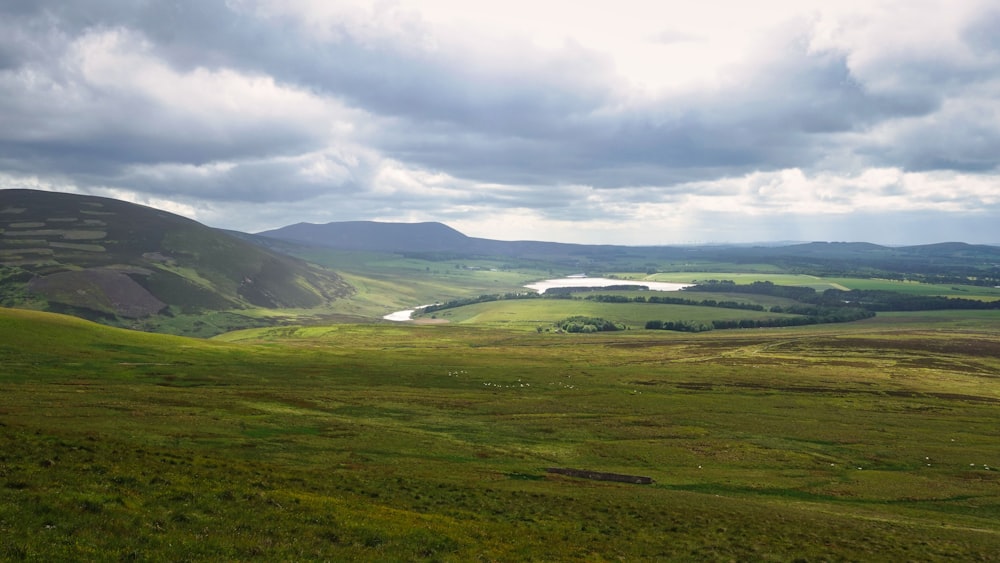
[1,0,998,245]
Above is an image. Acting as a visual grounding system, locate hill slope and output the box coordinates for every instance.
[0,190,352,327]
[3,307,1000,560]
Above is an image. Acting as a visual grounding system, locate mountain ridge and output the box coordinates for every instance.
[258,219,999,257]
[0,189,352,329]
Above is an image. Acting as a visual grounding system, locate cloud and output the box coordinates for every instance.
[0,0,998,244]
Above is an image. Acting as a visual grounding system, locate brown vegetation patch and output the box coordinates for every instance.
[410,317,450,325]
[774,335,1000,358]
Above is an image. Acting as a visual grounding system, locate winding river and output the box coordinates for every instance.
[384,277,692,321]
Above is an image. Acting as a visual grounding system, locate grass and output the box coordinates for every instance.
[3,307,1000,560]
[418,297,801,330]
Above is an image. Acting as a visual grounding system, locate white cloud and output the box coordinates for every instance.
[70,28,349,136]
[1,0,998,245]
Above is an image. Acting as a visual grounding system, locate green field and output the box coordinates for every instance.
[3,307,1000,560]
[419,297,801,330]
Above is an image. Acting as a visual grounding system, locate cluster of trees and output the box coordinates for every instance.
[555,316,626,333]
[644,320,714,332]
[586,293,766,311]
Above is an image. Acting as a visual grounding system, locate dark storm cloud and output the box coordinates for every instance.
[377,40,942,189]
[0,0,616,200]
[0,0,980,184]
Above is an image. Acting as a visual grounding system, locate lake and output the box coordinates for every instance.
[524,277,692,294]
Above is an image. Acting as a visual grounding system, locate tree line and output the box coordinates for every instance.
[645,309,874,333]
[585,293,767,311]
[555,316,626,333]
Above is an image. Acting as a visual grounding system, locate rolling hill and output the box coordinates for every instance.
[0,190,352,329]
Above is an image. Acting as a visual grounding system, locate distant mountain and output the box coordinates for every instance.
[257,220,609,258]
[258,220,1000,284]
[0,190,352,324]
[259,221,473,253]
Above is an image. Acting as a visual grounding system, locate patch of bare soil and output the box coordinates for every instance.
[410,317,450,325]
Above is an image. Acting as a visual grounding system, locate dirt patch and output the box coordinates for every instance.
[410,318,450,325]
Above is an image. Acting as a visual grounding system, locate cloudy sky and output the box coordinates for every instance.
[1,0,998,245]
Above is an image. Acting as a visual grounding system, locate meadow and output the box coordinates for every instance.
[418,296,801,330]
[2,306,1000,560]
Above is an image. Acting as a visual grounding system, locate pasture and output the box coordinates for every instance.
[2,307,999,560]
[417,297,801,330]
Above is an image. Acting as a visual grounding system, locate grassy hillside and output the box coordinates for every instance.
[3,307,999,560]
[0,190,352,334]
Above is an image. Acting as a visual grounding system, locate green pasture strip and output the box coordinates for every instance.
[826,277,1000,299]
[875,309,1000,330]
[3,309,1000,560]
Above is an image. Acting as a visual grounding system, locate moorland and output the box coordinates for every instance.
[2,189,999,560]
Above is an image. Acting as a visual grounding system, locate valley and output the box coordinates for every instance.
[1,189,999,560]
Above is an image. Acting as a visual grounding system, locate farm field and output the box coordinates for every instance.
[418,297,801,330]
[2,307,1000,560]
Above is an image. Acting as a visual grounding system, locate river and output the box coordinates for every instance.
[384,277,691,321]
